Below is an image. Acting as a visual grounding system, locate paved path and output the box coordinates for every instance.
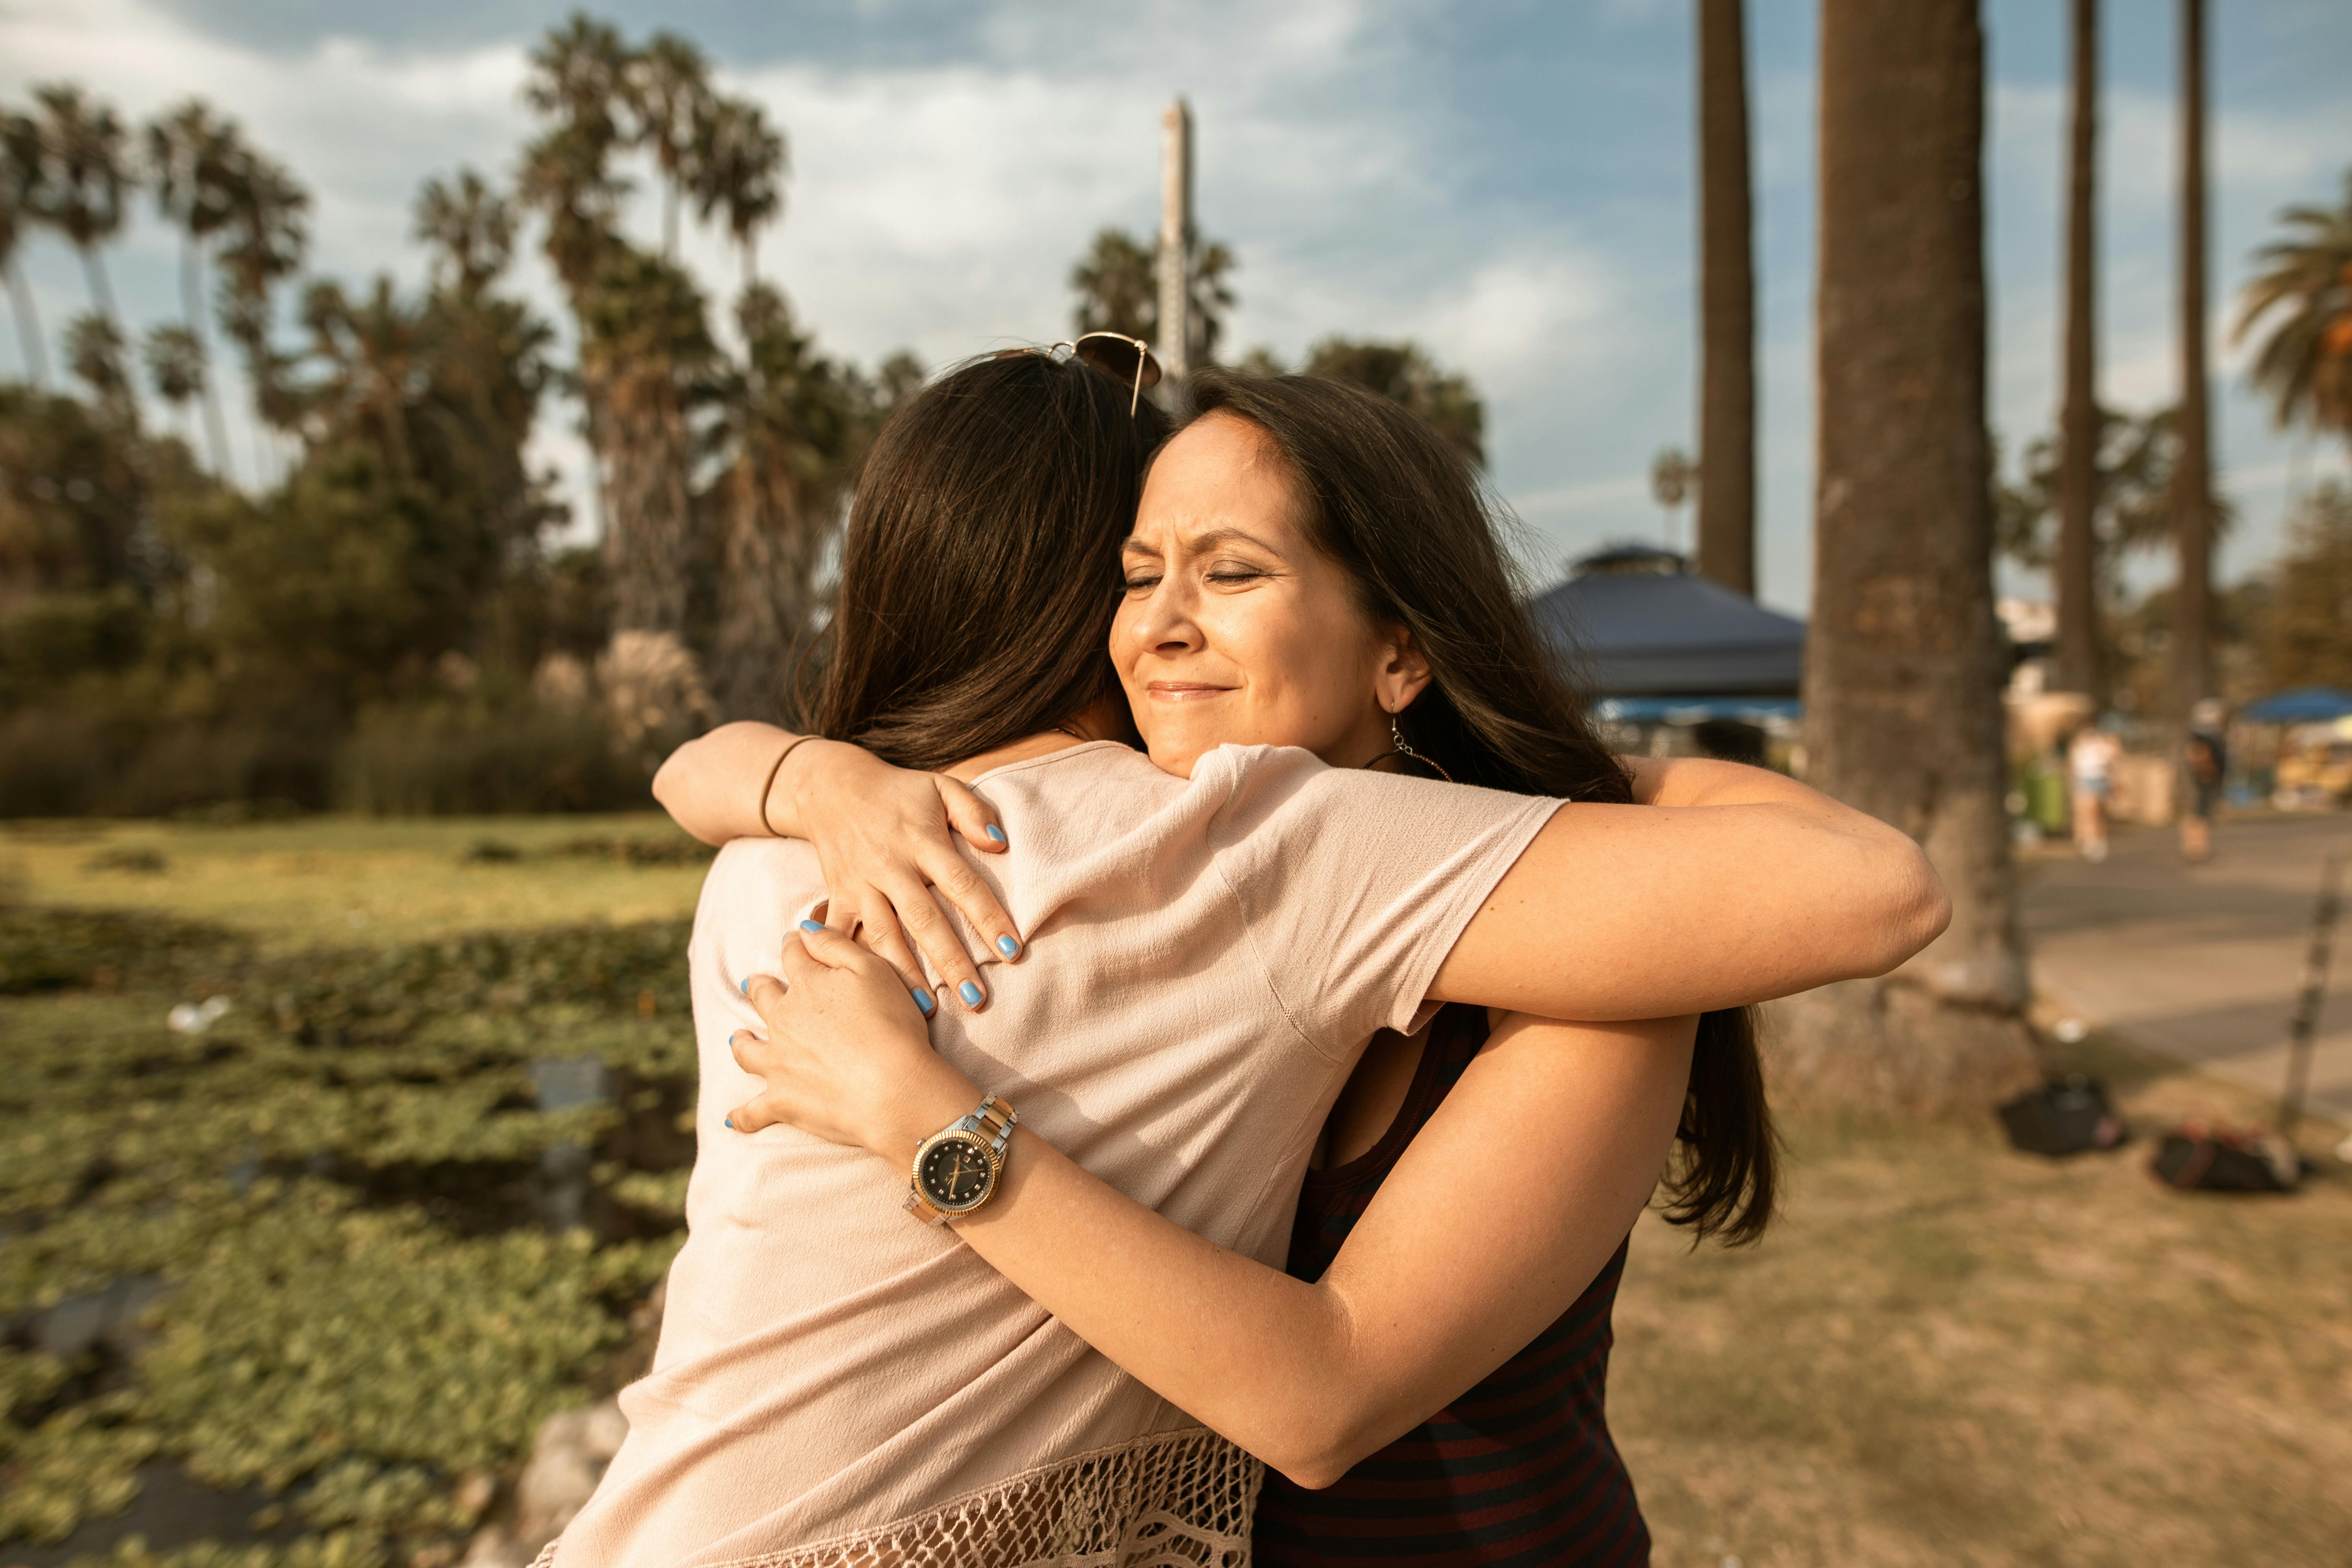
[2020,812,2352,1124]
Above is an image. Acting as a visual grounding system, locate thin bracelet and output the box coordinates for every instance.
[758,735,819,837]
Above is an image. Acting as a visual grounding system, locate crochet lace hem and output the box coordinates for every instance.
[542,1424,1262,1568]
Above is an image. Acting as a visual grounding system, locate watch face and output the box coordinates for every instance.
[918,1134,994,1210]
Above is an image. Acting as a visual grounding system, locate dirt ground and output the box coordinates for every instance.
[1612,1019,2352,1568]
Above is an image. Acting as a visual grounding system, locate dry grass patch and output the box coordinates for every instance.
[1612,1032,2352,1567]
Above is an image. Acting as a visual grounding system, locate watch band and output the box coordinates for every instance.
[904,1095,1019,1225]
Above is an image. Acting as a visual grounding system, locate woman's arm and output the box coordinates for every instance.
[652,721,1023,1006]
[1427,758,1950,1018]
[726,926,1692,1490]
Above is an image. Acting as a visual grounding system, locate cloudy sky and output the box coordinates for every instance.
[3,0,2347,613]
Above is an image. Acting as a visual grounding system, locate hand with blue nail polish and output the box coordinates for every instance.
[722,912,981,1151]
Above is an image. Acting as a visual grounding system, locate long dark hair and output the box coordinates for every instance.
[1176,369,1777,1245]
[810,352,1167,769]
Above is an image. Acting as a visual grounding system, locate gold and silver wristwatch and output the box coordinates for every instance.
[904,1095,1019,1225]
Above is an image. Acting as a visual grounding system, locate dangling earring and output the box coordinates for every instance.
[1366,707,1454,783]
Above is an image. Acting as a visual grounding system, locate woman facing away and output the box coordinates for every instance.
[561,355,1947,1567]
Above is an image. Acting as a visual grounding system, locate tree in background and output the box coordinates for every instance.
[212,143,311,457]
[26,83,130,329]
[2052,0,2101,699]
[2257,482,2352,692]
[627,31,714,261]
[1790,0,2037,1114]
[0,112,49,387]
[145,99,244,476]
[1998,406,2232,703]
[1070,226,1235,361]
[2234,168,2352,452]
[63,314,136,432]
[697,97,786,292]
[707,285,879,720]
[142,322,206,445]
[2169,0,2215,723]
[1695,0,1756,596]
[1295,338,1485,468]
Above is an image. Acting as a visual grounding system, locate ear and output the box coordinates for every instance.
[1372,625,1434,717]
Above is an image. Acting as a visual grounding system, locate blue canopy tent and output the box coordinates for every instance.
[1525,545,1806,709]
[2239,687,2352,724]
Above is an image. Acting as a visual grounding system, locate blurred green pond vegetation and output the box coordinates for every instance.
[1,820,711,1564]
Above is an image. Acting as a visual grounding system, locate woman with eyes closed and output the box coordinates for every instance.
[586,358,1946,1568]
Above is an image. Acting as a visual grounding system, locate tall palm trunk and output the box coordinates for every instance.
[178,240,232,477]
[2054,0,2101,698]
[1780,0,2039,1113]
[4,260,46,387]
[2169,0,2214,720]
[1696,0,1756,596]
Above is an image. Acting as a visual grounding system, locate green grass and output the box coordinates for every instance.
[6,816,2349,1565]
[0,815,710,953]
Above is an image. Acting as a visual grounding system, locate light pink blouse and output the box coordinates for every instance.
[555,741,1560,1566]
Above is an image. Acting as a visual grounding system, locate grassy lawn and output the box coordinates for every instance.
[4,816,2347,1565]
[0,816,710,953]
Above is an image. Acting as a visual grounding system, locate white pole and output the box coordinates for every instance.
[1158,97,1193,381]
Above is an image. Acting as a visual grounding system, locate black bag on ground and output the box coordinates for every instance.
[2151,1131,2297,1193]
[1998,1075,2124,1156]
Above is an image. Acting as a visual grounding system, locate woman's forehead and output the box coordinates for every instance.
[1137,415,1297,540]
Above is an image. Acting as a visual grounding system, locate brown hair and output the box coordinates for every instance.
[811,351,1167,768]
[1173,368,1778,1244]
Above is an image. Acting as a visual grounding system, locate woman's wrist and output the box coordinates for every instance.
[869,1057,986,1163]
[764,735,854,841]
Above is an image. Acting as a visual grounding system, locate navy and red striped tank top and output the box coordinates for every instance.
[1253,1004,1650,1567]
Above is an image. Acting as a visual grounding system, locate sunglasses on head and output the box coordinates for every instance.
[994,332,1164,415]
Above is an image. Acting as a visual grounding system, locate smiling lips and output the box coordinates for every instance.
[1144,681,1234,702]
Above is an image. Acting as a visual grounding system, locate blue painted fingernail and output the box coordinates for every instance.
[996,934,1020,957]
[723,1116,734,1129]
[799,919,825,934]
[959,980,984,1007]
[738,976,750,995]
[986,824,1007,844]
[913,988,936,1015]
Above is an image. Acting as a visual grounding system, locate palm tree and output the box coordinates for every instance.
[145,98,242,473]
[2169,0,2216,732]
[625,32,713,259]
[708,283,845,720]
[28,83,131,327]
[1,111,51,387]
[1300,338,1484,467]
[1790,0,2037,1114]
[2053,0,2100,698]
[143,321,207,441]
[1071,229,1156,340]
[577,247,713,638]
[1695,0,1756,596]
[695,97,785,292]
[301,276,422,479]
[63,312,134,426]
[415,167,518,301]
[214,144,311,453]
[2234,169,2352,447]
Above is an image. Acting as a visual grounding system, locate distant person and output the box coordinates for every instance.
[2181,699,2228,863]
[2067,722,2121,862]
